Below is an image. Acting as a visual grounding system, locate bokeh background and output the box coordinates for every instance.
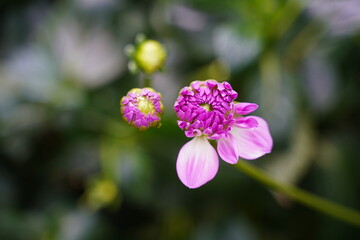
[1,0,360,239]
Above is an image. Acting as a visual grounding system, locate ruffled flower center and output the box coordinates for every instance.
[174,80,238,139]
[200,103,213,111]
[137,96,156,114]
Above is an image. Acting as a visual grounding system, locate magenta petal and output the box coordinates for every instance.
[176,137,219,188]
[217,133,239,164]
[235,102,258,115]
[231,116,273,160]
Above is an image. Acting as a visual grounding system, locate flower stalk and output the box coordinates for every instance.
[235,159,360,227]
[144,74,152,88]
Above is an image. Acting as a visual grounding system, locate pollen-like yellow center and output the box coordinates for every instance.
[200,103,212,111]
[138,97,155,114]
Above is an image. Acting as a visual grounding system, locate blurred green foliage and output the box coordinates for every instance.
[1,0,360,239]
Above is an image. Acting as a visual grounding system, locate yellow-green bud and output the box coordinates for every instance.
[134,40,167,74]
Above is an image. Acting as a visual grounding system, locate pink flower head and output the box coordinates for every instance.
[121,88,164,130]
[174,80,273,188]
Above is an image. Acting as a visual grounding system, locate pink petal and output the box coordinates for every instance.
[235,116,259,129]
[231,116,273,160]
[217,133,239,164]
[176,137,219,188]
[235,103,258,115]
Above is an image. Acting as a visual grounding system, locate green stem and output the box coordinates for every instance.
[144,74,152,88]
[236,159,360,227]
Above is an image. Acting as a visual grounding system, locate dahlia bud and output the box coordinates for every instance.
[120,88,164,130]
[125,35,167,75]
[134,40,167,74]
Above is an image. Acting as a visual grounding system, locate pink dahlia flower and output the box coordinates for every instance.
[120,88,164,130]
[174,80,273,188]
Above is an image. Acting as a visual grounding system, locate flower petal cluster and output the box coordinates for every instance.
[174,80,273,188]
[121,88,164,130]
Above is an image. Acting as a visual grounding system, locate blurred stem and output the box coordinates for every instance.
[236,160,360,227]
[285,20,322,70]
[269,0,304,38]
[259,51,280,111]
[144,74,152,88]
[99,136,120,180]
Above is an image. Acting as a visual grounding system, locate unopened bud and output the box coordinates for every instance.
[134,40,167,74]
[120,88,164,130]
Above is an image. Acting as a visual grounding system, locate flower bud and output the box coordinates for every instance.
[120,88,164,130]
[134,40,167,74]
